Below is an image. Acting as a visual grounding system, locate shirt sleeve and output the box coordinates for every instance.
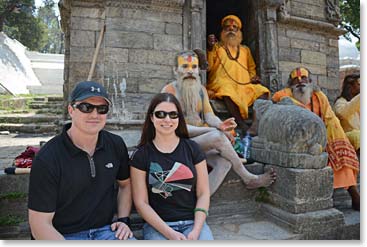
[117,139,130,181]
[334,95,360,119]
[189,140,206,165]
[28,156,59,212]
[129,147,147,172]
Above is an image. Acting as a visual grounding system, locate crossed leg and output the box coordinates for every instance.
[191,130,276,194]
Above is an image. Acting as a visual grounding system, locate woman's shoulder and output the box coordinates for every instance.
[180,138,200,149]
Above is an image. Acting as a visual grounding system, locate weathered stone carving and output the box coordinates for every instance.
[325,0,340,26]
[252,98,328,169]
[106,0,185,13]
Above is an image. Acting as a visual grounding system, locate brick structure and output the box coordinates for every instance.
[59,0,345,121]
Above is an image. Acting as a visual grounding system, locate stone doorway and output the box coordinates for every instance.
[206,0,255,54]
[205,0,259,74]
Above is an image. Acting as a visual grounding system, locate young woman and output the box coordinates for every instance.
[130,93,213,240]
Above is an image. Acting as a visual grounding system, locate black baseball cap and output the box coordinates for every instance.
[69,81,112,105]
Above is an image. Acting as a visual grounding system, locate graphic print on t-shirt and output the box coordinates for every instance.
[149,161,193,198]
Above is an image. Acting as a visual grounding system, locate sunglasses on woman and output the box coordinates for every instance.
[72,102,109,114]
[153,111,179,119]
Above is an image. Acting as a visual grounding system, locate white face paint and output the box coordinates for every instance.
[176,55,200,85]
[175,54,203,126]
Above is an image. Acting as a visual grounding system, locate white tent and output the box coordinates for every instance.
[0,32,41,95]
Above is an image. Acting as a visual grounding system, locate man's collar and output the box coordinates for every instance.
[62,123,105,156]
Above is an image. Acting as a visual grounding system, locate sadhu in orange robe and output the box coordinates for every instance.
[207,44,270,119]
[272,88,359,189]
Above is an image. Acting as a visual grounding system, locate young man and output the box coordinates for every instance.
[272,67,360,211]
[28,81,134,239]
[162,50,276,195]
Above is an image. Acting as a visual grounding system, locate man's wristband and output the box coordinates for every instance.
[116,217,131,227]
[194,207,208,216]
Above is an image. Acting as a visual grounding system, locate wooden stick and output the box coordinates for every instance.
[4,167,31,175]
[87,10,106,81]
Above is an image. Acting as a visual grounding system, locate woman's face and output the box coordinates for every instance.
[151,101,179,136]
[350,78,360,97]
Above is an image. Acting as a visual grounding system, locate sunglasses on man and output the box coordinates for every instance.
[72,102,109,114]
[153,111,179,119]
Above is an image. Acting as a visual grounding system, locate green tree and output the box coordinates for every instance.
[339,0,360,50]
[37,0,64,53]
[0,0,47,51]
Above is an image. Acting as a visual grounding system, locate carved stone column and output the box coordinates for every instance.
[183,0,206,83]
[255,0,283,93]
[251,99,344,238]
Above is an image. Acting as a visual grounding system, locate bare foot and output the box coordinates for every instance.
[245,168,276,189]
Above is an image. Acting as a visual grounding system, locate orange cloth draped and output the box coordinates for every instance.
[207,44,270,119]
[272,88,359,189]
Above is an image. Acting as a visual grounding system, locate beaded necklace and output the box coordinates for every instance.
[224,45,240,60]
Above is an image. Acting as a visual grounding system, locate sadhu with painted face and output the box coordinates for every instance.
[272,67,360,211]
[162,50,276,196]
[207,15,270,136]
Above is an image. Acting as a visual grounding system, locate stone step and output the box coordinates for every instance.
[0,114,61,124]
[28,102,63,110]
[0,123,60,134]
[32,96,63,102]
[35,108,64,115]
[28,85,63,95]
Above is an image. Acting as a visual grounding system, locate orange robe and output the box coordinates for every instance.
[207,43,269,119]
[272,88,359,189]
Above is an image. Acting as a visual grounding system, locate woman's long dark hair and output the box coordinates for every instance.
[337,73,360,102]
[139,93,189,146]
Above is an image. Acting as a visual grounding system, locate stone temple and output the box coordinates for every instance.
[59,0,345,123]
[39,0,358,239]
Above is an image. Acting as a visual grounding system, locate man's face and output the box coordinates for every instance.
[291,75,312,94]
[223,19,239,37]
[176,55,200,85]
[68,96,108,135]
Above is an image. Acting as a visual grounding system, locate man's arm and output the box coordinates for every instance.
[111,178,133,240]
[28,209,64,240]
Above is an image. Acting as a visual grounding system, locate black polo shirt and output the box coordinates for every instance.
[28,123,130,234]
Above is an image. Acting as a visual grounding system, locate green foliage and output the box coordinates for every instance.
[0,215,24,226]
[1,0,63,53]
[255,187,270,203]
[38,0,64,53]
[1,0,48,51]
[339,0,360,50]
[0,192,27,200]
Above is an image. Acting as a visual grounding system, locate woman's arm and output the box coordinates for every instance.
[187,160,210,240]
[130,167,186,240]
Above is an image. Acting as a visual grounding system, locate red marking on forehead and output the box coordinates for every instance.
[187,55,192,62]
[230,20,234,25]
[296,68,302,78]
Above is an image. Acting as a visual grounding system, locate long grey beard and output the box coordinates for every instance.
[291,83,313,105]
[176,77,203,125]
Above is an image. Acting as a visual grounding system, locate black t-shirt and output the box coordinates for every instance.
[130,138,205,222]
[28,123,130,234]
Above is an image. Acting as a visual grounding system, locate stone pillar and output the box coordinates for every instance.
[251,99,344,239]
[256,0,283,93]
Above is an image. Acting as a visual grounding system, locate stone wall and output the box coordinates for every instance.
[60,0,345,121]
[274,0,344,102]
[60,0,186,121]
